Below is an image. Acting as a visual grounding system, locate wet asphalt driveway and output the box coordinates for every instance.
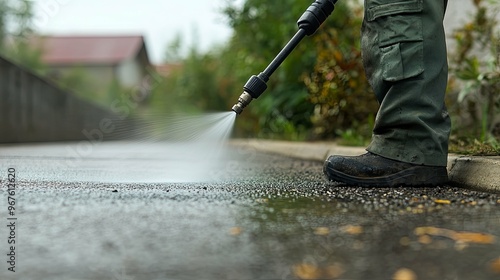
[0,142,499,280]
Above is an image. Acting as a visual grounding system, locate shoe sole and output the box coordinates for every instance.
[323,160,449,187]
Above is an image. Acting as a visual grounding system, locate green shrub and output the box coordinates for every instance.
[304,1,378,141]
[448,0,500,145]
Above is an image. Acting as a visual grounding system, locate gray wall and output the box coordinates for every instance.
[48,64,115,92]
[0,56,124,143]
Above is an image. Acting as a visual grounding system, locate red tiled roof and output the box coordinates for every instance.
[37,35,146,65]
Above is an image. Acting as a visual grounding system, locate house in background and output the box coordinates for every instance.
[35,35,152,93]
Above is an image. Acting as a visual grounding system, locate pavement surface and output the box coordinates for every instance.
[0,141,499,280]
[232,139,500,193]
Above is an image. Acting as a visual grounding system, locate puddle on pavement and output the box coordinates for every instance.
[229,193,500,280]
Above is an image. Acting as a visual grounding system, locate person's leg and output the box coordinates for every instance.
[323,0,450,186]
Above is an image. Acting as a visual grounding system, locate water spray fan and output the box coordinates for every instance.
[231,0,338,115]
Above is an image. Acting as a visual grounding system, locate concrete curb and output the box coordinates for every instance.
[230,139,500,193]
[447,155,500,193]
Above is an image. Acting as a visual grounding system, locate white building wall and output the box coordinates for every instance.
[116,58,142,88]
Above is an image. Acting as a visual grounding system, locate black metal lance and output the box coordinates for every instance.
[231,0,338,114]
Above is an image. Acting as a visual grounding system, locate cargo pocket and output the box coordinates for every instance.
[367,0,424,82]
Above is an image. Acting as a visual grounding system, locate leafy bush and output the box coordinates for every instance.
[448,0,500,145]
[0,0,47,74]
[304,1,378,141]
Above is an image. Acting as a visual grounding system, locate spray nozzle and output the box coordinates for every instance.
[231,73,268,115]
[231,92,253,115]
[231,0,337,115]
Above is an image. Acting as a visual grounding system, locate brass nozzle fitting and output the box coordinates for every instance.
[231,91,253,115]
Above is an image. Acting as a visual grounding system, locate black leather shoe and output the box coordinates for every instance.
[323,152,449,187]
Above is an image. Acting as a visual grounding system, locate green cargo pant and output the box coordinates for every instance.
[361,0,450,166]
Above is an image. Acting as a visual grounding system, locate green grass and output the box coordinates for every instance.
[449,137,500,156]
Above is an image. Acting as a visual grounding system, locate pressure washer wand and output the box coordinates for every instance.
[231,0,338,115]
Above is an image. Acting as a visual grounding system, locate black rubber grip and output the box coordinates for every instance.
[297,0,337,35]
[243,74,268,99]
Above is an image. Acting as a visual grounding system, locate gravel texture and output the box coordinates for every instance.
[0,143,499,280]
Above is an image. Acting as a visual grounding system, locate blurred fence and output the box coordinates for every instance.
[0,55,125,143]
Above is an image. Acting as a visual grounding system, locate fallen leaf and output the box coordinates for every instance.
[341,225,363,235]
[434,199,451,205]
[314,227,330,236]
[324,263,344,279]
[414,226,495,245]
[418,235,432,245]
[392,268,417,280]
[293,263,322,280]
[489,257,500,274]
[229,227,242,236]
[414,226,450,236]
[452,231,495,244]
[292,263,344,280]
